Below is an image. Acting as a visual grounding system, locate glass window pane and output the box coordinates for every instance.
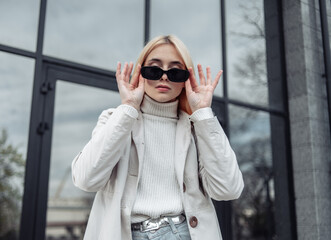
[0,52,34,237]
[226,0,269,106]
[46,81,121,239]
[0,0,40,51]
[229,105,276,239]
[150,0,223,96]
[44,0,144,71]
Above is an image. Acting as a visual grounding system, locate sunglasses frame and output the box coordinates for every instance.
[141,66,190,83]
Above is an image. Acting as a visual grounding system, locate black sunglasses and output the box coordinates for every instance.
[141,66,190,83]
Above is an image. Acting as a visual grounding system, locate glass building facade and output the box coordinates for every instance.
[0,0,330,240]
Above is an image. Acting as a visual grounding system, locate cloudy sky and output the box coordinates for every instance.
[0,0,271,207]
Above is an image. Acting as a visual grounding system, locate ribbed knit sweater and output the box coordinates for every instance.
[131,95,183,223]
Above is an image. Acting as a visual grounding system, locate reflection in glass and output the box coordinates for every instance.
[229,105,276,240]
[44,0,144,71]
[0,53,34,239]
[0,0,40,51]
[226,0,268,106]
[150,0,223,96]
[46,81,121,240]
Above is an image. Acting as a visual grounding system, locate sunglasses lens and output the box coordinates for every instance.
[167,69,190,82]
[141,66,189,82]
[141,66,163,80]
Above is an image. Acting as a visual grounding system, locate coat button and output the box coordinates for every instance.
[183,183,186,192]
[189,216,198,228]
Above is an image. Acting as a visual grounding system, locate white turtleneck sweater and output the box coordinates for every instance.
[131,95,183,223]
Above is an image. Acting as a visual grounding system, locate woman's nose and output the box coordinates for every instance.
[161,72,169,81]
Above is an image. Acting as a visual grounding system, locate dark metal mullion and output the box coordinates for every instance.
[277,1,298,237]
[43,55,117,79]
[228,99,286,117]
[46,66,118,92]
[221,0,229,132]
[264,0,297,239]
[144,0,151,45]
[19,65,47,240]
[319,0,331,139]
[0,44,36,58]
[214,1,233,240]
[20,0,48,239]
[34,71,58,240]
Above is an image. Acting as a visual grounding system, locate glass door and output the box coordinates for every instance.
[45,80,121,240]
[18,61,121,240]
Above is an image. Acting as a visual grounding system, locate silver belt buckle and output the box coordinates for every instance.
[141,219,160,232]
[171,215,181,224]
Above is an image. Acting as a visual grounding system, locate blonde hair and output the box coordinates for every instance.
[132,35,194,115]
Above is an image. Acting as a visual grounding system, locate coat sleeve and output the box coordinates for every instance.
[71,105,138,192]
[190,108,244,201]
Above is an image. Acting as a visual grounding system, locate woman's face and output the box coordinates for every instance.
[142,44,186,103]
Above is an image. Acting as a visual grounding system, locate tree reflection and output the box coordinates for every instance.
[230,107,275,239]
[231,0,268,105]
[0,129,25,240]
[232,136,275,240]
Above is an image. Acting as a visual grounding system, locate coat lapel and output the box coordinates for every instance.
[174,111,192,189]
[131,111,145,180]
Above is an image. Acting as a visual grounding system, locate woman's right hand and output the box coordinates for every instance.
[116,62,145,110]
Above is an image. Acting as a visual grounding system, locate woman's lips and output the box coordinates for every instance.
[156,85,170,92]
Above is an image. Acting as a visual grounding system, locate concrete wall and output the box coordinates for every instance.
[282,0,331,239]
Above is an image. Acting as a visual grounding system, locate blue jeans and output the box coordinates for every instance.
[131,218,192,240]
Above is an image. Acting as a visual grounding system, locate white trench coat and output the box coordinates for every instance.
[72,106,244,240]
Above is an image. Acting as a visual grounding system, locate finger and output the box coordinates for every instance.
[188,67,199,89]
[206,66,211,85]
[116,62,121,79]
[122,62,129,82]
[127,62,134,79]
[131,64,141,87]
[137,72,145,90]
[185,76,193,94]
[197,64,206,85]
[212,70,223,89]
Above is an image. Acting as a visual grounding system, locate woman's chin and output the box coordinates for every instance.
[145,93,178,103]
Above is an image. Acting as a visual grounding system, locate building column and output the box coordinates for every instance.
[282,0,331,239]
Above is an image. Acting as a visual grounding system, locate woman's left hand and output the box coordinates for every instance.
[185,64,223,113]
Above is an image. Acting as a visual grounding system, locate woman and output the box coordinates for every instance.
[72,35,244,240]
